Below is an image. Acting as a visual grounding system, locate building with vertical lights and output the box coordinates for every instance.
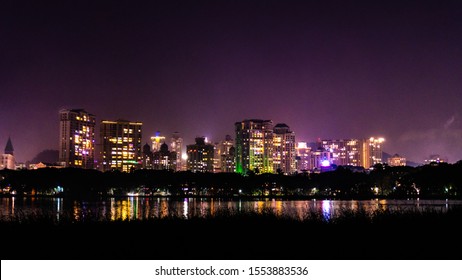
[152,142,177,170]
[388,154,406,166]
[0,137,15,170]
[186,137,214,172]
[151,131,166,153]
[59,109,96,169]
[362,137,385,168]
[100,119,142,172]
[235,119,274,174]
[170,132,183,171]
[273,123,296,174]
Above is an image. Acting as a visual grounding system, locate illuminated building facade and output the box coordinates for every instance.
[151,131,166,152]
[0,137,15,170]
[170,132,183,171]
[362,137,385,168]
[235,119,274,174]
[152,142,177,170]
[187,137,214,172]
[59,109,96,169]
[296,142,311,172]
[319,139,361,167]
[100,120,142,172]
[311,148,332,172]
[273,123,296,174]
[388,154,406,166]
[214,135,235,173]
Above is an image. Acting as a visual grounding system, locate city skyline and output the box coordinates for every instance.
[1,0,462,163]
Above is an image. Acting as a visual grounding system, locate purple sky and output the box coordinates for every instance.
[1,0,462,164]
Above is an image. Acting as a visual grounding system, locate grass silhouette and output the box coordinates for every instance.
[2,206,461,260]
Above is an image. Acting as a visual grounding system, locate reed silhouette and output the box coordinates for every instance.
[2,206,461,260]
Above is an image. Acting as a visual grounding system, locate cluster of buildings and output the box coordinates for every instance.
[1,108,415,173]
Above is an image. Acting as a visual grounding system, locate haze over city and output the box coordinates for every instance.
[1,0,462,163]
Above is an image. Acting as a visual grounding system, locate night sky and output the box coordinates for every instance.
[1,0,462,164]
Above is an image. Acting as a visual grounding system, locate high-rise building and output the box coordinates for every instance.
[319,139,361,167]
[235,119,274,174]
[59,109,96,169]
[0,137,15,170]
[296,142,311,172]
[362,137,385,168]
[186,137,214,172]
[273,123,296,174]
[214,135,235,173]
[153,142,177,170]
[151,131,166,152]
[100,120,142,172]
[388,154,406,166]
[170,132,183,171]
[142,143,153,169]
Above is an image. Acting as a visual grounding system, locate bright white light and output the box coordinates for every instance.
[181,153,188,161]
[321,160,330,167]
[297,142,307,149]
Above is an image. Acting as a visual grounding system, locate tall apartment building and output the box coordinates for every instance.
[100,119,142,172]
[273,123,296,174]
[296,142,311,172]
[235,119,274,174]
[362,137,385,168]
[59,109,96,169]
[213,135,235,173]
[186,137,214,172]
[170,132,183,171]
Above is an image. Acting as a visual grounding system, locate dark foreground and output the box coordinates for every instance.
[2,208,462,260]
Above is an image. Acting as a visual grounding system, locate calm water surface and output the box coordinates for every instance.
[1,197,461,222]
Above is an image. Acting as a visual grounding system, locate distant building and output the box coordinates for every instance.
[0,137,15,170]
[170,132,183,171]
[142,143,153,169]
[153,142,177,170]
[296,142,311,172]
[319,139,362,167]
[235,119,274,174]
[214,135,235,173]
[29,162,64,169]
[388,154,406,166]
[311,148,332,172]
[100,119,143,172]
[59,109,96,169]
[187,137,214,172]
[362,137,385,168]
[425,154,447,164]
[151,131,166,153]
[273,123,296,174]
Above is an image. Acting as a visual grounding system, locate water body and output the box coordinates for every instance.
[1,197,461,222]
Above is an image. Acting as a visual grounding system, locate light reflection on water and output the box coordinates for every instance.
[0,197,461,222]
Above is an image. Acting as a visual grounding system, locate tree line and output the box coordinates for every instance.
[1,161,461,198]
